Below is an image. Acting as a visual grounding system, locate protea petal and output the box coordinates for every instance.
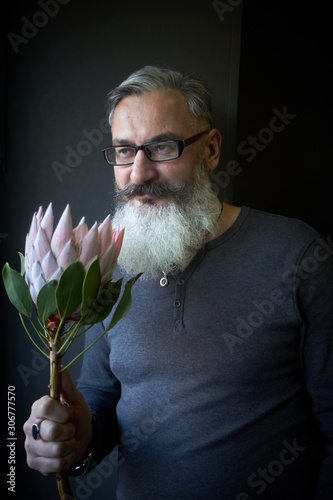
[25,248,33,286]
[31,260,43,282]
[111,228,125,264]
[41,203,54,241]
[29,245,38,270]
[57,238,77,270]
[79,222,99,268]
[98,215,112,257]
[73,217,88,255]
[51,204,73,258]
[25,264,32,287]
[29,284,37,305]
[41,251,59,281]
[24,234,31,272]
[34,273,46,296]
[36,205,43,223]
[25,234,31,263]
[23,204,124,318]
[34,227,52,262]
[25,246,35,289]
[48,267,63,282]
[99,242,115,284]
[99,228,124,283]
[26,212,39,255]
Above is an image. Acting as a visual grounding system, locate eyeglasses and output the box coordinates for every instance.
[102,130,209,166]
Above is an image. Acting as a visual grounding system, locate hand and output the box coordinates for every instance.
[23,370,93,475]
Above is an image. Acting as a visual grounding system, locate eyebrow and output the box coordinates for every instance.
[111,132,184,145]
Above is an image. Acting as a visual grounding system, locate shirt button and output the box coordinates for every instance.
[174,301,181,308]
[177,279,185,286]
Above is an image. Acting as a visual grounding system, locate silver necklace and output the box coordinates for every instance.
[160,272,169,287]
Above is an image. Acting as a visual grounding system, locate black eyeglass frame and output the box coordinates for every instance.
[102,130,209,166]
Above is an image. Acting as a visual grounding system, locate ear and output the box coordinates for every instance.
[204,129,222,173]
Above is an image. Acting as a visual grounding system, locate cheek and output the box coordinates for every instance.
[114,168,131,188]
[161,162,192,186]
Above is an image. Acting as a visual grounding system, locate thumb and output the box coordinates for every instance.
[60,369,83,407]
[59,369,92,447]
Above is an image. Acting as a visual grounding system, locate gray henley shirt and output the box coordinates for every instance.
[77,206,333,499]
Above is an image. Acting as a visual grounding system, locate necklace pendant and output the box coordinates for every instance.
[160,272,169,287]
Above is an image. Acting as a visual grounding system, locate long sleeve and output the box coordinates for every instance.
[298,237,333,499]
[76,320,121,464]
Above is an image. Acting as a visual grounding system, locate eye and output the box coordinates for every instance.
[156,144,171,153]
[117,147,134,158]
[155,143,174,155]
[148,142,178,159]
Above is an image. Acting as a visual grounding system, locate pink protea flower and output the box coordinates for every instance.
[24,203,124,305]
[1,202,141,500]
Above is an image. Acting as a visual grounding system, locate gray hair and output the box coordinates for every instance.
[105,65,213,131]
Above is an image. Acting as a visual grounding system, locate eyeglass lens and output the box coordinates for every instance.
[106,140,180,165]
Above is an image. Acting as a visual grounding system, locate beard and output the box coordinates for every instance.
[112,158,222,280]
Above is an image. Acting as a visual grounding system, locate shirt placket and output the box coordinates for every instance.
[173,277,185,331]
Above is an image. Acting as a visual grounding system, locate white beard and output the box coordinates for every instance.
[112,160,222,280]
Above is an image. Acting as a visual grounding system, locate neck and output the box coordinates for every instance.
[205,202,241,243]
[177,203,241,273]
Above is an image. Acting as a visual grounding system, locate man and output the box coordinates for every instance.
[23,66,333,499]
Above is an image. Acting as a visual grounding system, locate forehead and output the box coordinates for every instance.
[112,90,195,140]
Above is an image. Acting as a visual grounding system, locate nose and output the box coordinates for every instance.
[130,150,158,185]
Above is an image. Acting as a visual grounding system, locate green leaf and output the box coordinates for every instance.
[81,258,101,317]
[36,280,58,325]
[56,261,85,320]
[81,278,123,326]
[2,262,33,317]
[105,273,142,332]
[18,252,25,276]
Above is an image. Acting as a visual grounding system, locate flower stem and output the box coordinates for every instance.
[19,313,49,358]
[48,322,74,500]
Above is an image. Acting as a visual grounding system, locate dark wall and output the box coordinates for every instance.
[2,2,331,499]
[1,2,242,499]
[234,2,331,239]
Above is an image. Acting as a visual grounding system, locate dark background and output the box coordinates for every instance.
[1,1,331,499]
[234,2,331,239]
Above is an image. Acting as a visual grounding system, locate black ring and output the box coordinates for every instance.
[32,423,40,440]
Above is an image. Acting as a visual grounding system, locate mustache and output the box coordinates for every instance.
[115,182,185,201]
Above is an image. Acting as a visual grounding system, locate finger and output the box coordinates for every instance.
[26,435,73,458]
[25,440,77,474]
[60,369,86,407]
[38,419,75,442]
[31,455,74,475]
[32,396,73,424]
